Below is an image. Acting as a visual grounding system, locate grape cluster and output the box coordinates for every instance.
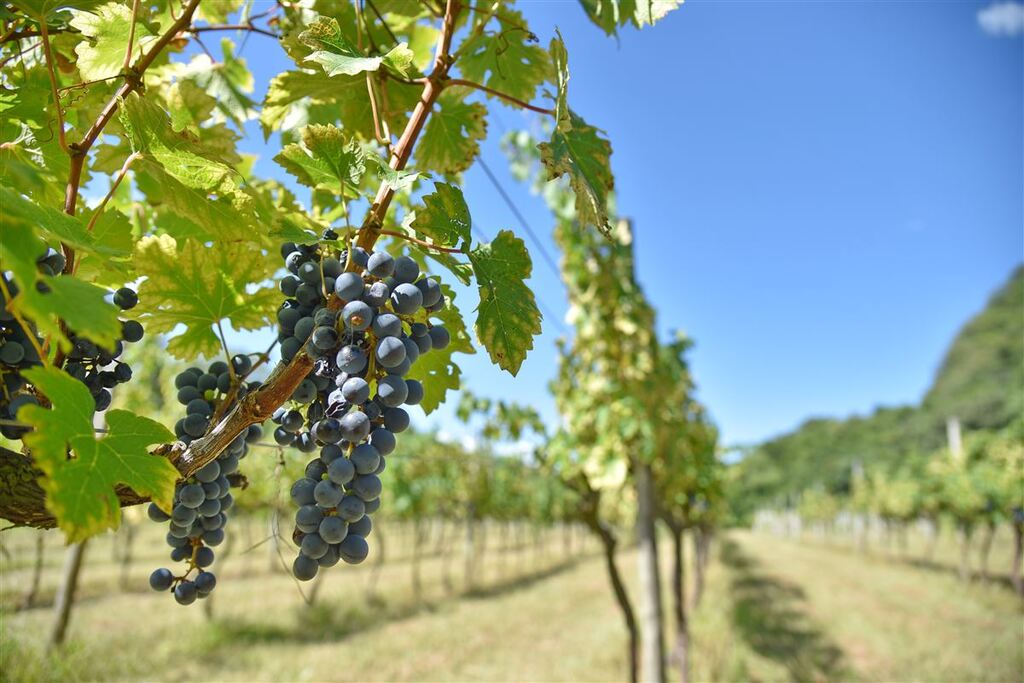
[148,359,263,605]
[272,241,450,581]
[0,249,143,438]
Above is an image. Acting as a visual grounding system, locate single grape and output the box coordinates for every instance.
[367,251,395,277]
[352,475,382,502]
[293,554,319,581]
[390,283,423,315]
[368,428,396,456]
[336,495,366,522]
[339,534,369,564]
[335,272,365,301]
[350,444,380,475]
[328,456,356,485]
[174,581,198,605]
[375,336,407,368]
[194,571,217,594]
[149,568,174,591]
[314,479,344,507]
[300,532,329,560]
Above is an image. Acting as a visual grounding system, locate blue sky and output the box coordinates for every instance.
[220,1,1023,446]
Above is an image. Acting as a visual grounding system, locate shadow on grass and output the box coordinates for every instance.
[721,539,848,683]
[197,556,583,650]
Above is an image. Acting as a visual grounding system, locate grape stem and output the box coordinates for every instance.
[378,230,465,254]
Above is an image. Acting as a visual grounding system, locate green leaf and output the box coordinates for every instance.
[577,0,682,35]
[416,90,487,176]
[166,80,217,135]
[425,251,473,286]
[468,230,542,375]
[9,0,107,20]
[367,156,419,193]
[198,0,242,23]
[70,2,157,80]
[408,182,472,252]
[407,284,474,413]
[459,8,551,103]
[0,186,123,347]
[181,39,257,127]
[19,366,178,542]
[119,93,260,242]
[133,234,278,359]
[300,17,413,77]
[539,111,614,237]
[274,124,366,197]
[260,70,418,142]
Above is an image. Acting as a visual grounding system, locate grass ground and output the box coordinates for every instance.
[0,520,1020,682]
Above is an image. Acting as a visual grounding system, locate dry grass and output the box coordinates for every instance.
[0,520,1020,682]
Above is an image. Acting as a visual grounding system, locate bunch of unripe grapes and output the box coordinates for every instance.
[272,240,450,580]
[0,248,143,438]
[148,359,263,605]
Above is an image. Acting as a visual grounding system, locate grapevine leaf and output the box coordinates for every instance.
[459,8,551,103]
[0,186,123,346]
[274,124,366,197]
[300,17,413,77]
[181,40,258,127]
[539,111,614,237]
[70,2,157,81]
[260,70,418,142]
[468,230,542,375]
[416,90,487,176]
[166,80,217,135]
[119,93,260,242]
[577,0,682,35]
[367,156,419,193]
[198,0,242,23]
[407,284,475,413]
[19,366,178,542]
[408,182,472,252]
[133,235,278,360]
[426,252,473,286]
[9,0,107,18]
[120,93,241,195]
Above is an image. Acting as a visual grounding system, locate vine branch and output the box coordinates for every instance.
[443,77,555,116]
[379,230,464,253]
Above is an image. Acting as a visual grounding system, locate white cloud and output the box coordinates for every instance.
[978,1,1024,36]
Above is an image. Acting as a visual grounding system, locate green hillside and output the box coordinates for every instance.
[730,266,1023,517]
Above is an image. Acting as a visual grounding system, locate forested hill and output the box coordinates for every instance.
[730,265,1023,517]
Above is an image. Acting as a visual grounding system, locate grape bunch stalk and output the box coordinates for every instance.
[1,248,144,438]
[271,240,450,580]
[147,357,263,605]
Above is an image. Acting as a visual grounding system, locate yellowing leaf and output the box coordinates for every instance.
[408,182,472,252]
[539,111,614,237]
[416,90,487,176]
[70,2,157,80]
[133,235,278,359]
[274,124,366,197]
[20,366,177,542]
